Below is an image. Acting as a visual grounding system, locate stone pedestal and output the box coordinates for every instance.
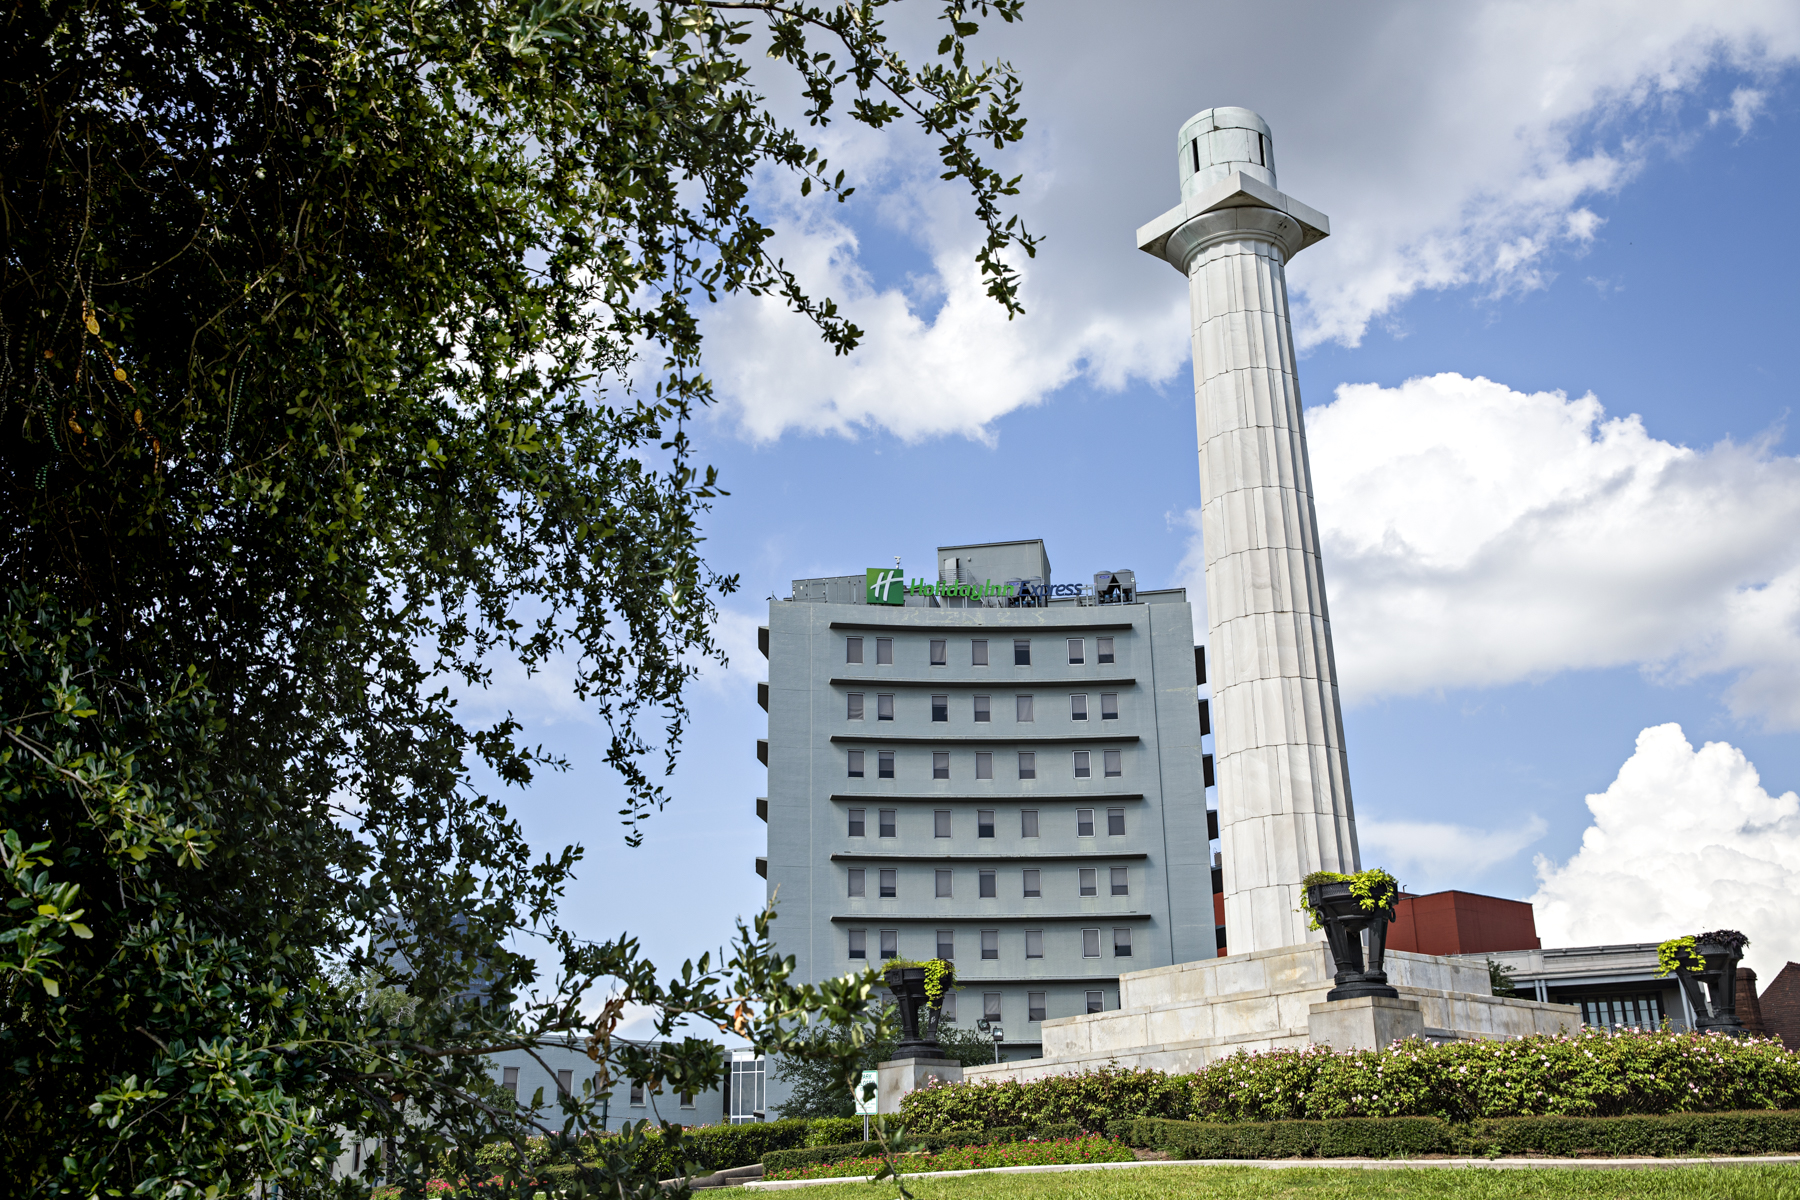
[1308,995,1424,1050]
[876,1056,963,1115]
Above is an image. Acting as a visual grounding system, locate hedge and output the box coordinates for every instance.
[1111,1110,1800,1159]
[900,1029,1800,1131]
[762,1123,1085,1174]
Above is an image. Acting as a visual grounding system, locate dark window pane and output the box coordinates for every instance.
[980,870,996,898]
[880,930,897,959]
[934,809,951,837]
[1077,809,1094,837]
[879,810,896,838]
[848,750,864,778]
[1028,992,1047,1021]
[1097,638,1114,665]
[1017,752,1035,779]
[1108,807,1126,835]
[1114,928,1133,957]
[933,752,950,780]
[878,751,895,779]
[973,695,991,722]
[848,808,865,837]
[846,637,863,664]
[1014,640,1031,666]
[1079,868,1097,897]
[932,695,948,722]
[930,639,947,666]
[977,809,995,837]
[1023,869,1041,897]
[1020,810,1039,838]
[880,869,897,897]
[1067,639,1084,665]
[876,638,893,665]
[1111,867,1129,896]
[971,639,989,666]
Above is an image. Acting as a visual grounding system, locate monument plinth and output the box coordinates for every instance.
[1137,107,1355,955]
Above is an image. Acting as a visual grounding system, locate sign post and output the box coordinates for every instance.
[854,1069,878,1139]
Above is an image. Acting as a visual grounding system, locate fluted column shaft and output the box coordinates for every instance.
[1183,211,1359,953]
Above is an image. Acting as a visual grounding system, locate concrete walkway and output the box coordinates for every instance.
[741,1154,1800,1190]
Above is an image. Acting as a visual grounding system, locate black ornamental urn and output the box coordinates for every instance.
[1306,879,1400,1002]
[1675,930,1750,1036]
[884,964,952,1057]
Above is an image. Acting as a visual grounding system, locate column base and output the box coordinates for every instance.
[1307,995,1424,1051]
[875,1057,963,1115]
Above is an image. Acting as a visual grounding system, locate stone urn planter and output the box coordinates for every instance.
[1305,879,1399,1002]
[884,962,955,1057]
[1672,930,1750,1036]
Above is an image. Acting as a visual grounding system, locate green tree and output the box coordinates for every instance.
[0,0,1034,1194]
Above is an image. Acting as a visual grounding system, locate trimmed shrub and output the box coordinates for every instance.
[763,1123,1094,1174]
[804,1117,867,1147]
[900,1064,1192,1133]
[1113,1110,1800,1160]
[900,1029,1800,1133]
[767,1134,1135,1180]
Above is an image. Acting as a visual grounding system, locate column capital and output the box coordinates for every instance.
[1137,171,1329,273]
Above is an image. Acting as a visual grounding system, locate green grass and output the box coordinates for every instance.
[720,1162,1800,1200]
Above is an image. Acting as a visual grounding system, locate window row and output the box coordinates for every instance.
[499,1067,697,1109]
[848,926,1134,961]
[906,989,1106,1023]
[847,750,1124,779]
[847,807,1128,838]
[845,636,1117,667]
[847,865,1133,899]
[847,692,1120,722]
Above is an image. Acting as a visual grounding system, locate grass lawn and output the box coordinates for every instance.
[723,1162,1800,1200]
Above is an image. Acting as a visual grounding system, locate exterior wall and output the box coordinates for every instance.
[481,1040,725,1132]
[1760,962,1800,1050]
[1472,943,1692,1031]
[761,565,1211,1054]
[1388,890,1541,956]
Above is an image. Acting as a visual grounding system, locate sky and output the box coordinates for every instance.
[471,0,1800,1001]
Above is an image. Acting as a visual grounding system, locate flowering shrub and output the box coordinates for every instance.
[899,1065,1191,1133]
[900,1029,1800,1132]
[765,1134,1133,1180]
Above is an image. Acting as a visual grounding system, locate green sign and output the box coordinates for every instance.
[866,568,905,605]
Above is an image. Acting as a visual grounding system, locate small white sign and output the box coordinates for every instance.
[853,1069,879,1115]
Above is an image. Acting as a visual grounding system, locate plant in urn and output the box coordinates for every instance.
[1301,868,1402,1001]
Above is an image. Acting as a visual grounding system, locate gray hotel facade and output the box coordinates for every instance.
[757,538,1220,1060]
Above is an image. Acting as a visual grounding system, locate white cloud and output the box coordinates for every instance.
[1304,372,1800,728]
[1531,723,1800,980]
[1359,815,1550,891]
[701,1,1800,442]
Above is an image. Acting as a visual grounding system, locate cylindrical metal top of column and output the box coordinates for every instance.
[1135,109,1358,955]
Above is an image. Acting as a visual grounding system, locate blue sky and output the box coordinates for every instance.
[476,3,1800,995]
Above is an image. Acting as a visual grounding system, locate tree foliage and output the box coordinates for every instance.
[0,0,1033,1193]
[771,1013,1000,1119]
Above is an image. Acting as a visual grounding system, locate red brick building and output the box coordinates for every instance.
[1761,962,1800,1050]
[1386,890,1542,956]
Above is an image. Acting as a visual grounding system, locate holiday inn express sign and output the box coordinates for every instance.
[866,568,1017,605]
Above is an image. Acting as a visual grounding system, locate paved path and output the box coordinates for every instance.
[742,1154,1800,1190]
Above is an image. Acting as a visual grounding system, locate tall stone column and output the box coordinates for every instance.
[1137,108,1358,954]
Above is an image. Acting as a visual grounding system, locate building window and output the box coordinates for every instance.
[849,868,865,897]
[971,639,989,666]
[1022,868,1041,897]
[1082,928,1101,959]
[941,991,958,1021]
[1013,639,1031,666]
[502,1066,519,1097]
[1079,868,1098,897]
[933,753,950,780]
[1198,699,1211,735]
[1581,994,1665,1032]
[977,809,995,837]
[975,752,993,779]
[1111,867,1129,896]
[1077,808,1095,837]
[1070,694,1088,721]
[936,869,953,897]
[1114,928,1133,957]
[937,929,954,959]
[847,692,864,720]
[982,929,999,960]
[629,1079,645,1106]
[984,992,1002,1020]
[931,694,948,722]
[1104,750,1122,778]
[1101,693,1118,720]
[973,695,991,723]
[980,869,996,897]
[728,1054,765,1125]
[1086,990,1104,1014]
[880,930,898,960]
[930,639,947,666]
[681,1090,696,1109]
[1025,929,1043,959]
[934,809,952,838]
[848,808,865,837]
[877,693,894,721]
[876,637,893,665]
[849,929,867,959]
[1067,639,1084,665]
[1097,637,1114,664]
[879,809,897,838]
[1017,752,1036,779]
[1021,809,1040,838]
[846,636,864,664]
[879,869,897,897]
[1015,694,1034,722]
[878,751,895,779]
[1073,751,1091,778]
[1028,991,1047,1021]
[1107,807,1126,835]
[848,750,865,778]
